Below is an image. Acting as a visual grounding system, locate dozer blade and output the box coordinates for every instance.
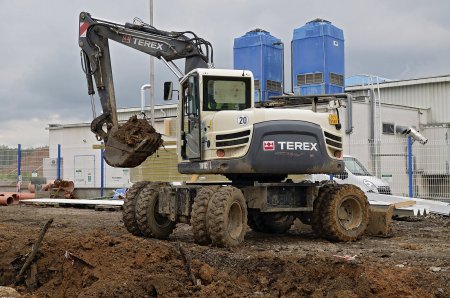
[365,200,416,237]
[102,115,163,168]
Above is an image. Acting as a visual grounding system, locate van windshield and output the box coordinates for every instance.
[344,157,371,176]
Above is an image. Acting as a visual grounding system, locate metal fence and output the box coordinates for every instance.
[0,146,52,191]
[347,138,450,201]
[1,139,449,201]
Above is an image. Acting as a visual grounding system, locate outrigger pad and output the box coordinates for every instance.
[104,116,163,168]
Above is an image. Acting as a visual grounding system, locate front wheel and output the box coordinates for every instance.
[320,184,369,241]
[207,186,247,247]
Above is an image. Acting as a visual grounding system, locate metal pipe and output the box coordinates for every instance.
[101,147,104,197]
[17,144,21,192]
[149,0,155,127]
[160,57,183,79]
[57,144,61,180]
[345,94,353,134]
[408,136,413,198]
[140,84,151,114]
[290,40,294,94]
[272,41,285,95]
[141,84,155,127]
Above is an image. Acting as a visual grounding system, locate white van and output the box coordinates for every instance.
[310,155,392,194]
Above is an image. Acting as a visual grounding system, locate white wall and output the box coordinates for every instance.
[48,118,170,188]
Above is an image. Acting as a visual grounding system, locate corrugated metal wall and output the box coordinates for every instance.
[346,78,450,124]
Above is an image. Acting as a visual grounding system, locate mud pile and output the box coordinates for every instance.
[0,207,448,297]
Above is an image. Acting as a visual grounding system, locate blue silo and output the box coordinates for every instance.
[233,29,283,102]
[292,19,345,95]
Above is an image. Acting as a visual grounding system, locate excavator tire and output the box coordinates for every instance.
[248,211,295,234]
[311,183,337,237]
[122,181,149,236]
[207,186,247,247]
[135,183,176,239]
[191,186,219,245]
[320,184,369,242]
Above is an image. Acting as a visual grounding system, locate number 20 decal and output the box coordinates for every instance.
[237,116,249,125]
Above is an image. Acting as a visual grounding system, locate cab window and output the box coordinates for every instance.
[203,76,251,111]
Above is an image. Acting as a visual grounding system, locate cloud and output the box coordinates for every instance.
[0,0,449,147]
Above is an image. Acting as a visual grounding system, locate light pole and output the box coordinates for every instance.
[149,0,155,115]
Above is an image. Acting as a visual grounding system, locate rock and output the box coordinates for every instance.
[429,267,442,272]
[395,264,405,268]
[0,287,21,297]
[198,264,215,284]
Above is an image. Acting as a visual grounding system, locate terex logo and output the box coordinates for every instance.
[263,141,275,151]
[263,141,318,151]
[132,37,164,50]
[279,141,318,151]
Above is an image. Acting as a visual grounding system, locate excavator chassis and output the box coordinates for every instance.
[122,180,370,247]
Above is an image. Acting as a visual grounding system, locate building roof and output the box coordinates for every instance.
[48,104,178,130]
[346,74,450,90]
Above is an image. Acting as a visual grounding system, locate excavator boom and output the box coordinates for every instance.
[78,11,212,167]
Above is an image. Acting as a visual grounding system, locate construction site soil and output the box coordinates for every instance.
[0,205,448,297]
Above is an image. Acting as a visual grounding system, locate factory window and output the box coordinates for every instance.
[297,72,323,86]
[382,123,395,135]
[330,73,344,86]
[266,80,282,92]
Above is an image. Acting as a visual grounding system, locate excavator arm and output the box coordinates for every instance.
[78,11,213,167]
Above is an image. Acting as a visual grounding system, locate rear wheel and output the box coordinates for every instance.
[135,183,176,239]
[207,186,247,247]
[122,181,149,236]
[191,186,219,245]
[311,183,336,237]
[248,211,294,234]
[320,184,369,241]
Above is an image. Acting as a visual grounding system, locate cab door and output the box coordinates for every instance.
[181,75,201,160]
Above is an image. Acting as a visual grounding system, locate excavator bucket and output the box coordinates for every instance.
[103,116,163,168]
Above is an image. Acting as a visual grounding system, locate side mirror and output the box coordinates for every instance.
[163,81,173,100]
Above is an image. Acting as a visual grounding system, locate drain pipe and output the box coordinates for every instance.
[141,84,154,126]
[345,94,353,134]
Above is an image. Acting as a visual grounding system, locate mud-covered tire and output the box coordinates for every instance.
[320,184,369,241]
[191,186,219,245]
[248,211,294,234]
[135,183,176,239]
[311,183,336,237]
[207,186,247,247]
[122,181,149,236]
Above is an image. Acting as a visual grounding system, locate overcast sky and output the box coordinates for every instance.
[1,0,449,148]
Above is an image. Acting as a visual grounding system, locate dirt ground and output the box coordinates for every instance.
[0,205,448,298]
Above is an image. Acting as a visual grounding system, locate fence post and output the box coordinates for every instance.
[100,147,104,197]
[408,136,413,198]
[17,144,21,192]
[57,144,61,180]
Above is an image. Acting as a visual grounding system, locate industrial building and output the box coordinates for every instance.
[45,74,450,200]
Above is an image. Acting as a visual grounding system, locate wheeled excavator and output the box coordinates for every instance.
[79,12,370,247]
